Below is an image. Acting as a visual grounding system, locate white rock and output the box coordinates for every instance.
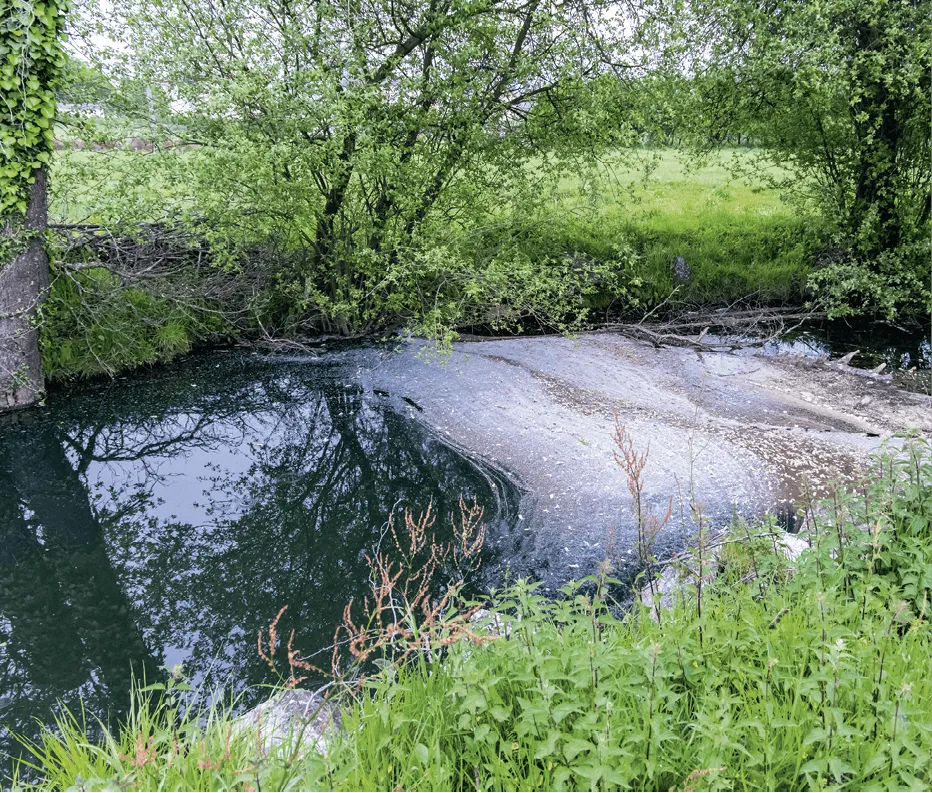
[775,532,809,562]
[233,688,341,758]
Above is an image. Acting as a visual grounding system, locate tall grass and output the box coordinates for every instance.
[14,436,932,791]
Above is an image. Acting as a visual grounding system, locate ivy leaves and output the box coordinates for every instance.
[0,0,69,217]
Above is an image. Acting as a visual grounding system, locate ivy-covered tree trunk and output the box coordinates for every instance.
[0,169,49,409]
[1,0,68,410]
[850,18,903,255]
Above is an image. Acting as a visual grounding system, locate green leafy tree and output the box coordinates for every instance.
[56,54,113,111]
[684,0,931,316]
[68,0,656,335]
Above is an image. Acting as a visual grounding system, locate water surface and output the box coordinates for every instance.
[0,349,519,772]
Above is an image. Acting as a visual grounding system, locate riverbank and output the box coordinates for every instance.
[39,149,873,384]
[15,439,932,791]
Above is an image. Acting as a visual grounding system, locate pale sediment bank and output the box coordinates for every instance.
[345,331,930,586]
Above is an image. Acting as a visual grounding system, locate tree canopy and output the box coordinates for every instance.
[691,0,930,249]
[66,0,663,334]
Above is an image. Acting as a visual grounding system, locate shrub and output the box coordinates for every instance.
[809,241,932,321]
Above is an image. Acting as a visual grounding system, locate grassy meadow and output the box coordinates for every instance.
[540,150,814,306]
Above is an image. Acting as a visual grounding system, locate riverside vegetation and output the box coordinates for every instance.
[1,0,926,393]
[12,434,932,791]
[40,148,819,380]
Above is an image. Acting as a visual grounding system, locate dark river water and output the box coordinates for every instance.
[0,349,520,774]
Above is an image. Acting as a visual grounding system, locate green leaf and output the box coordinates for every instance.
[489,705,510,723]
[473,723,492,743]
[563,738,594,762]
[799,759,825,775]
[551,702,581,724]
[533,732,558,760]
[802,727,828,745]
[827,757,855,779]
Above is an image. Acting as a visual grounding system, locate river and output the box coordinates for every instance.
[0,349,520,773]
[0,327,928,776]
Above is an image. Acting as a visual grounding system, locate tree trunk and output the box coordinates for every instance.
[0,169,49,410]
[313,133,357,264]
[854,96,900,253]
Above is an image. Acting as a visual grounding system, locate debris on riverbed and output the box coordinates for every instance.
[606,306,816,352]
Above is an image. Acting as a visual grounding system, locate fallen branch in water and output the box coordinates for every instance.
[606,305,823,352]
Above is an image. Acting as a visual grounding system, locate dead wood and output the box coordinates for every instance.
[607,305,823,352]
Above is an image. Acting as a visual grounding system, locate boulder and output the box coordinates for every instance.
[234,687,341,758]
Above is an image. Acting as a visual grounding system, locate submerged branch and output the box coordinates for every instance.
[607,305,823,352]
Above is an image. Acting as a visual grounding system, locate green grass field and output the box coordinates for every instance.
[539,150,815,306]
[554,149,793,226]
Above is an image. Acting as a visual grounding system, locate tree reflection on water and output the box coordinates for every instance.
[0,352,518,773]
